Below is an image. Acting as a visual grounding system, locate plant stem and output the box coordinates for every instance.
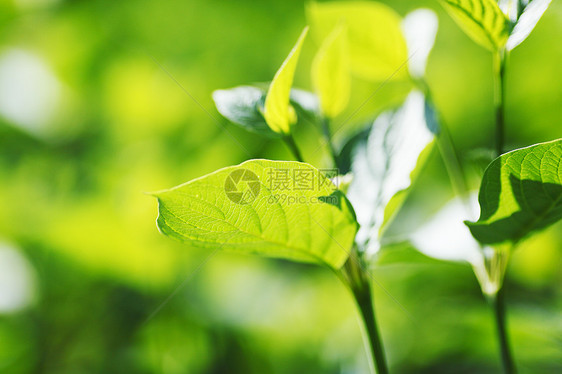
[436,126,472,207]
[494,49,508,157]
[353,277,388,374]
[416,78,472,211]
[283,134,304,162]
[321,117,340,168]
[486,287,516,374]
[491,50,515,373]
[340,257,388,374]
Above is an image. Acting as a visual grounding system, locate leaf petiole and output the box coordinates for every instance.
[339,252,388,374]
[321,117,340,168]
[283,134,305,163]
[415,78,472,212]
[494,48,508,156]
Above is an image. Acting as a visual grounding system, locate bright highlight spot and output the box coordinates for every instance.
[0,243,36,313]
[0,49,61,136]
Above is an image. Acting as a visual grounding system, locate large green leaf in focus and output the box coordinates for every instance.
[307,1,409,81]
[466,139,562,245]
[264,27,308,134]
[441,0,510,51]
[344,90,438,254]
[153,160,358,269]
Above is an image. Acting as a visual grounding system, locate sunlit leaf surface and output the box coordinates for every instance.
[441,0,510,51]
[153,159,358,269]
[307,1,409,81]
[264,27,308,134]
[312,25,350,118]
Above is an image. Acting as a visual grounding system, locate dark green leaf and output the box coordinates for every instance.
[213,86,281,138]
[466,139,562,245]
[213,86,319,138]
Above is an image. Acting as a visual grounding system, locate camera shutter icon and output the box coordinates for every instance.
[224,169,260,205]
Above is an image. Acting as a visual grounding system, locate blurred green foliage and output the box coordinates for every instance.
[0,0,561,373]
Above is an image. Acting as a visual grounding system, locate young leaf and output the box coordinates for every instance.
[212,86,319,138]
[307,1,409,81]
[466,139,562,245]
[153,159,358,269]
[312,24,350,118]
[344,91,438,254]
[441,0,510,51]
[506,0,552,50]
[213,86,282,138]
[402,9,439,79]
[264,27,309,135]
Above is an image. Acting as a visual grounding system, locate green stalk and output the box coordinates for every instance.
[486,287,516,374]
[416,79,472,210]
[353,276,388,374]
[436,126,472,205]
[494,49,508,156]
[321,117,340,168]
[283,134,304,162]
[490,48,516,373]
[339,255,388,374]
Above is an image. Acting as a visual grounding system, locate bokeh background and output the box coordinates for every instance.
[1,0,561,373]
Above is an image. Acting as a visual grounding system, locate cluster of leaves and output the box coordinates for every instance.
[152,1,561,372]
[153,1,443,271]
[153,10,560,369]
[442,0,552,52]
[412,0,559,284]
[153,0,560,279]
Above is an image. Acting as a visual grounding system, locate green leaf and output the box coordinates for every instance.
[307,1,409,81]
[466,139,562,245]
[312,24,350,118]
[506,0,552,50]
[212,86,318,138]
[264,27,309,134]
[344,90,437,254]
[153,159,358,269]
[213,86,282,138]
[441,0,510,51]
